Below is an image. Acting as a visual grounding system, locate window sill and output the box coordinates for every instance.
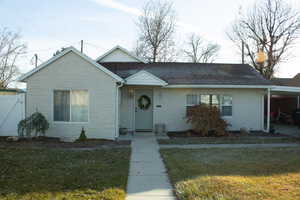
[222,116,232,119]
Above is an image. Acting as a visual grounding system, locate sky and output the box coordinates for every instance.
[1,0,300,86]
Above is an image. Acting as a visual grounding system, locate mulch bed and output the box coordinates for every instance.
[167,130,289,138]
[0,136,130,148]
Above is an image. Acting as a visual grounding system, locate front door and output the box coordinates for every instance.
[135,89,153,131]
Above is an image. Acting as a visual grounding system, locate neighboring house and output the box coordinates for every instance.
[0,89,25,136]
[18,45,300,140]
[0,88,23,95]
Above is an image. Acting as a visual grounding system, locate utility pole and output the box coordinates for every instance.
[81,40,83,53]
[242,41,245,64]
[34,54,38,68]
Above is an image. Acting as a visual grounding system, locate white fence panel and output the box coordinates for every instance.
[0,93,25,136]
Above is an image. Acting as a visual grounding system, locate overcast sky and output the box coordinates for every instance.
[1,0,300,79]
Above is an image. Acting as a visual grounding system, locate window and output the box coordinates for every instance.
[186,94,198,106]
[199,94,220,107]
[200,95,210,105]
[54,90,88,122]
[211,95,220,108]
[186,94,232,117]
[186,94,198,116]
[221,95,232,116]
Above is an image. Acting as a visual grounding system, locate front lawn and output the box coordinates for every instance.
[161,147,300,200]
[158,136,300,145]
[0,148,131,200]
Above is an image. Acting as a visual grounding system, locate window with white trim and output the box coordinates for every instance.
[54,90,89,122]
[186,94,198,106]
[186,94,232,116]
[200,95,210,105]
[186,94,198,116]
[221,95,232,116]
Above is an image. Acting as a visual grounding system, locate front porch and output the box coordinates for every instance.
[118,70,168,134]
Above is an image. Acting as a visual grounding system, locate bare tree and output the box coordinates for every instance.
[228,0,300,79]
[183,34,220,63]
[135,0,176,62]
[0,28,26,88]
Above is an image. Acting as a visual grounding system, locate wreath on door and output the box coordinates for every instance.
[138,95,151,110]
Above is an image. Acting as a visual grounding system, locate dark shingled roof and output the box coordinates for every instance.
[99,62,272,85]
[271,73,300,87]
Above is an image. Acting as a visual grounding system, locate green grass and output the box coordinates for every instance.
[161,147,300,200]
[158,137,300,145]
[0,148,131,200]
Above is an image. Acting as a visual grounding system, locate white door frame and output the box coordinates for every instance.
[133,88,154,131]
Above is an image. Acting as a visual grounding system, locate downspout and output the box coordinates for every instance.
[115,81,123,140]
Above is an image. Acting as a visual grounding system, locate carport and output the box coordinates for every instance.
[265,84,300,136]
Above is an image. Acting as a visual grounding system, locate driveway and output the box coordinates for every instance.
[273,124,300,138]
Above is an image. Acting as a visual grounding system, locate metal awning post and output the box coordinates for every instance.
[267,88,271,133]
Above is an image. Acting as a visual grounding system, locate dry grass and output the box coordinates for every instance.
[161,147,300,200]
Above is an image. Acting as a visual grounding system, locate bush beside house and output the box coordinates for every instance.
[186,104,229,136]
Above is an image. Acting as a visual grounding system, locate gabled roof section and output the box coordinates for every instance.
[125,70,168,86]
[18,46,124,82]
[96,45,146,63]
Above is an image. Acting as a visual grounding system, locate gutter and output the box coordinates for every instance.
[270,85,300,93]
[164,84,272,89]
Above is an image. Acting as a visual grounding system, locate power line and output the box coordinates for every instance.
[25,41,80,54]
[25,41,109,67]
[84,42,106,50]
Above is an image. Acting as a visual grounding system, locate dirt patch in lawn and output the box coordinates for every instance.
[0,136,130,149]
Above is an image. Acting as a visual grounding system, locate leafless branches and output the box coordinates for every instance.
[228,0,300,79]
[0,28,26,88]
[183,34,220,63]
[135,0,176,62]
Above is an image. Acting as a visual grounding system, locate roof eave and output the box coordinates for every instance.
[164,84,272,89]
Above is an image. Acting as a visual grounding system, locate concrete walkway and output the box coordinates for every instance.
[126,132,176,200]
[160,143,300,149]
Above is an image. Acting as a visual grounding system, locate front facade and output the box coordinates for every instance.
[120,87,265,132]
[19,45,280,140]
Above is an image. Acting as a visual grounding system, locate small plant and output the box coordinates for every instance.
[18,112,49,137]
[77,127,87,141]
[186,104,229,137]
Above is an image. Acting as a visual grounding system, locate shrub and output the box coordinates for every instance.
[18,112,49,137]
[77,127,87,141]
[186,104,229,136]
